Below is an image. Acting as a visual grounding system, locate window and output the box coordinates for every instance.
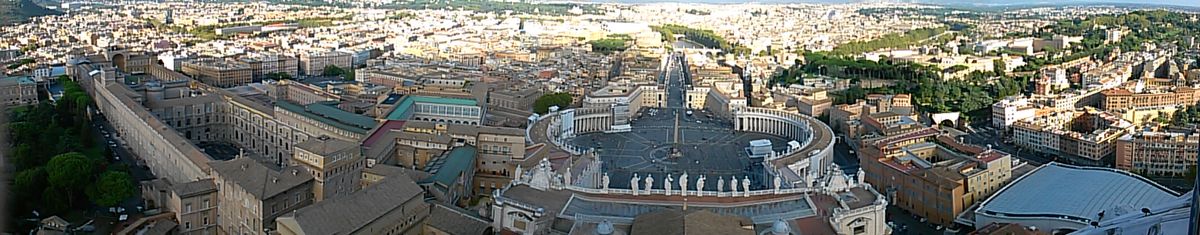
[853,225,866,234]
[186,203,193,213]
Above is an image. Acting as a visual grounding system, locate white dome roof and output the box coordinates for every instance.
[596,221,614,235]
[771,220,790,235]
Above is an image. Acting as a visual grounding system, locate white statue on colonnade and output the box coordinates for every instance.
[631,174,640,196]
[644,174,654,195]
[665,174,674,196]
[742,176,751,197]
[717,177,725,193]
[679,172,688,196]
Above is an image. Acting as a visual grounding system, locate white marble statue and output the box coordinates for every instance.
[773,176,782,194]
[679,172,689,196]
[743,176,751,197]
[601,173,610,191]
[665,174,674,196]
[514,166,524,182]
[696,175,705,196]
[644,174,654,195]
[631,174,640,196]
[564,167,572,186]
[856,168,866,186]
[717,177,725,193]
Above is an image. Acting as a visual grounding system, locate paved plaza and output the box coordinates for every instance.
[574,106,795,190]
[570,53,801,191]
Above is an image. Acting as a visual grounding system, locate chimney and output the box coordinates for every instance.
[272,177,279,183]
[292,169,298,175]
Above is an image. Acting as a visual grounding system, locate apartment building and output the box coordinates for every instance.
[858,128,1014,227]
[830,93,916,141]
[181,58,253,88]
[1115,129,1199,176]
[1010,108,1132,166]
[383,95,484,125]
[292,135,365,202]
[275,101,376,141]
[140,179,219,235]
[0,76,40,106]
[795,88,832,118]
[299,51,352,76]
[991,96,1036,132]
[212,158,315,235]
[1100,87,1200,111]
[486,81,543,127]
[241,54,299,80]
[401,121,528,194]
[266,79,342,105]
[275,177,430,235]
[361,120,533,196]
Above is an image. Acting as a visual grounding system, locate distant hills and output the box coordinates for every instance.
[0,0,61,26]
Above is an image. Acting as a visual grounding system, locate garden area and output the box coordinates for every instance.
[7,77,136,233]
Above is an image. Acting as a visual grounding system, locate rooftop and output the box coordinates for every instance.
[295,135,358,156]
[0,75,36,85]
[425,203,492,235]
[276,101,377,134]
[630,209,754,235]
[423,145,477,186]
[977,163,1183,224]
[278,176,424,235]
[172,179,217,198]
[384,95,479,120]
[210,158,313,199]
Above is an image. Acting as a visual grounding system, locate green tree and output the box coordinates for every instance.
[342,68,356,81]
[1154,111,1170,124]
[322,65,346,77]
[11,143,39,170]
[993,59,1006,75]
[533,93,573,114]
[42,187,69,215]
[13,167,47,203]
[88,171,137,207]
[267,72,292,80]
[46,152,95,205]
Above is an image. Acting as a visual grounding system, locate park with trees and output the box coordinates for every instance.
[588,34,632,54]
[533,92,573,114]
[773,52,1029,120]
[323,65,355,81]
[830,27,948,55]
[651,24,752,55]
[8,76,136,230]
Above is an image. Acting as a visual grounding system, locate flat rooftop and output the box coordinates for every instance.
[977,162,1183,224]
[384,95,478,120]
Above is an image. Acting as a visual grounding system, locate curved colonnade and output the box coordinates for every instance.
[529,106,835,188]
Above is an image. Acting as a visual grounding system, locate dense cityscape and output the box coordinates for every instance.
[1,0,1198,234]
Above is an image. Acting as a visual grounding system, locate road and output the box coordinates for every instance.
[91,114,154,221]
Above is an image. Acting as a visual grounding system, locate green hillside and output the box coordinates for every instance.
[0,0,61,26]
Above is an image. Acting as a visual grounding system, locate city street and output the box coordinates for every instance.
[88,114,153,233]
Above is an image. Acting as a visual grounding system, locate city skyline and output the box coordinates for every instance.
[1,0,1197,235]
